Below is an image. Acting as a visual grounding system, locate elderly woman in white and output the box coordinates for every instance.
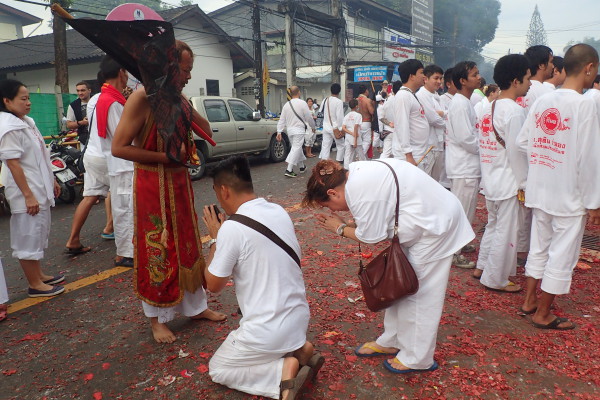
[0,79,64,298]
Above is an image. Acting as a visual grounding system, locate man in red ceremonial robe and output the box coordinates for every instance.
[112,41,225,343]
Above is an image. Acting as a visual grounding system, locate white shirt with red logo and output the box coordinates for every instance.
[417,87,446,151]
[478,99,528,201]
[446,93,481,179]
[391,87,429,159]
[517,80,554,115]
[516,89,600,216]
[584,88,600,119]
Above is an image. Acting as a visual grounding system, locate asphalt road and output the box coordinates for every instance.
[1,153,600,400]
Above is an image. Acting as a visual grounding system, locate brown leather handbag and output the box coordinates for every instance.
[358,161,419,312]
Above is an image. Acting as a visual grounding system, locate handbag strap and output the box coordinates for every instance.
[373,160,400,236]
[326,96,334,127]
[228,214,301,268]
[288,100,307,131]
[490,100,506,148]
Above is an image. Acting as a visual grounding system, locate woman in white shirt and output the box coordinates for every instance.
[303,159,474,374]
[0,80,64,298]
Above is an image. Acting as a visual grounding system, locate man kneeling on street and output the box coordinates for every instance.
[202,156,324,399]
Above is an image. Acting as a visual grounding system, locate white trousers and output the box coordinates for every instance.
[343,141,367,170]
[477,197,519,289]
[360,122,372,156]
[375,255,452,369]
[517,207,532,253]
[142,289,208,323]
[431,150,450,188]
[380,135,393,159]
[525,209,585,295]
[209,331,286,399]
[417,151,435,176]
[319,128,344,162]
[82,154,110,197]
[0,260,8,304]
[10,209,51,260]
[109,171,134,258]
[451,178,480,224]
[285,133,306,170]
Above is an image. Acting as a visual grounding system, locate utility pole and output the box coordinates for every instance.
[252,0,265,116]
[52,0,69,94]
[330,0,341,84]
[285,9,296,88]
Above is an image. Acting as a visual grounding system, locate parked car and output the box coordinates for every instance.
[188,96,290,180]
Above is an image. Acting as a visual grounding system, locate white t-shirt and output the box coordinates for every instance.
[474,97,491,122]
[478,99,528,201]
[378,99,393,132]
[208,198,309,353]
[391,87,429,159]
[416,87,446,149]
[343,110,362,144]
[319,96,344,132]
[439,92,454,111]
[85,93,104,158]
[543,81,557,91]
[584,88,600,119]
[277,98,316,136]
[516,89,600,216]
[470,90,484,107]
[98,101,133,176]
[346,159,475,264]
[0,113,55,212]
[66,100,88,122]
[446,93,481,178]
[519,80,554,115]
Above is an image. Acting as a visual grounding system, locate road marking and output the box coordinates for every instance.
[7,267,131,314]
[7,202,305,313]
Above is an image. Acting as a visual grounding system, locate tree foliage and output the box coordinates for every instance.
[70,0,165,18]
[432,0,501,70]
[525,5,547,48]
[564,37,600,55]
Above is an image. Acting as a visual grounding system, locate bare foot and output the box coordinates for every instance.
[387,357,411,371]
[190,308,227,322]
[356,341,398,356]
[150,318,176,343]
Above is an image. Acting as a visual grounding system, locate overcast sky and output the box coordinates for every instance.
[8,0,600,61]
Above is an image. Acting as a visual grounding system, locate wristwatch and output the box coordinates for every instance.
[336,223,347,237]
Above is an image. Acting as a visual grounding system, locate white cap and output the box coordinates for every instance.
[375,95,383,102]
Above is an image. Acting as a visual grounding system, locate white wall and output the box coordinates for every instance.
[175,18,235,98]
[7,63,100,94]
[0,22,20,41]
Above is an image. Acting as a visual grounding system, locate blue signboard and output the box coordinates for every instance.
[353,66,387,82]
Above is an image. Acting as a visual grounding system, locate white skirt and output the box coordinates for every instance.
[10,209,51,260]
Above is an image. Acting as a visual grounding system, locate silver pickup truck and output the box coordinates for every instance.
[188,96,289,180]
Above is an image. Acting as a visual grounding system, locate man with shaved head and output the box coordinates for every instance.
[516,43,600,330]
[277,86,316,177]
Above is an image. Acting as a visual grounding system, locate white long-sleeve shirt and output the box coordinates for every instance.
[478,99,528,201]
[277,98,316,135]
[439,92,454,111]
[446,93,481,178]
[417,87,446,150]
[318,96,343,133]
[516,89,600,216]
[378,99,393,132]
[519,80,554,115]
[584,88,600,119]
[391,87,429,159]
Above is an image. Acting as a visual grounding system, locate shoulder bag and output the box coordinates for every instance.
[288,100,308,132]
[327,97,344,139]
[357,160,419,312]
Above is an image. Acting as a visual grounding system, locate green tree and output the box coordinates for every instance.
[432,0,501,70]
[564,37,600,54]
[525,5,547,48]
[70,0,166,18]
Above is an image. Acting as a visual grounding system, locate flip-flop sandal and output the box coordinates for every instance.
[0,304,7,322]
[383,358,439,374]
[280,365,311,400]
[517,306,537,316]
[531,316,576,330]
[484,281,522,293]
[354,342,398,357]
[65,245,91,256]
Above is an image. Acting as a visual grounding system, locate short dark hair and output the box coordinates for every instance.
[0,79,26,113]
[479,77,486,89]
[349,98,358,109]
[564,43,599,77]
[525,45,553,76]
[99,55,123,80]
[358,84,367,95]
[392,80,402,93]
[595,74,600,84]
[443,68,453,85]
[452,61,477,90]
[330,83,341,95]
[493,54,530,90]
[306,97,313,103]
[399,59,424,83]
[553,56,564,73]
[76,81,91,90]
[423,64,443,78]
[210,155,254,193]
[484,84,498,97]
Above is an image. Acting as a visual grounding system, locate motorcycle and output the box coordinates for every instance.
[48,133,84,204]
